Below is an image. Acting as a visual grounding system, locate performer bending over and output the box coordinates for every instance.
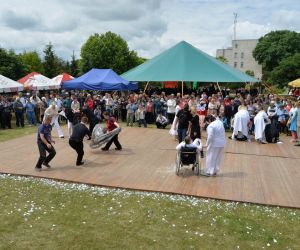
[35,116,56,171]
[69,116,91,166]
[102,111,122,151]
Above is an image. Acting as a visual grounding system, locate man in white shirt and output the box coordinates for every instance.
[44,103,64,138]
[202,115,226,176]
[167,94,176,124]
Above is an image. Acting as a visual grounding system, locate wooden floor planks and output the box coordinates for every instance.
[0,126,299,208]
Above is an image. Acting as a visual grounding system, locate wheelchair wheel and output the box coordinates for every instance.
[176,155,181,175]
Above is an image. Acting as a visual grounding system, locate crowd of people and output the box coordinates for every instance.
[0,87,299,145]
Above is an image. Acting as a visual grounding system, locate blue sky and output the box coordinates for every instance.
[0,0,299,60]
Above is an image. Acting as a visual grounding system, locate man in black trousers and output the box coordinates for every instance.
[101,111,122,151]
[69,116,91,166]
[35,116,56,171]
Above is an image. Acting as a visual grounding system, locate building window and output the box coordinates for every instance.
[234,52,238,59]
[241,52,244,58]
[240,62,244,68]
[234,62,237,68]
[235,43,238,48]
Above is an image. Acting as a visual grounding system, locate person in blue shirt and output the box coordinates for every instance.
[25,99,37,126]
[35,116,56,171]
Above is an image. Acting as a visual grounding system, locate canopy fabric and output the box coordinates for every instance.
[52,73,74,84]
[18,72,40,84]
[122,41,259,83]
[19,73,61,90]
[62,68,138,91]
[0,75,24,93]
[288,78,300,87]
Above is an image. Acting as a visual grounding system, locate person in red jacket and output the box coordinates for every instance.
[101,111,122,151]
[86,94,94,111]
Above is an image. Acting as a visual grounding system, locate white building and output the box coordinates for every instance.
[216,39,262,80]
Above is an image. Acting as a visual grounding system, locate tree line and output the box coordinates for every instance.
[0,31,145,81]
[1,30,299,88]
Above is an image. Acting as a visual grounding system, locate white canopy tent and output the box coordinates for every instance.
[24,74,61,90]
[0,74,24,93]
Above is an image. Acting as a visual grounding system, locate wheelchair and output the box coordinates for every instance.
[176,147,200,175]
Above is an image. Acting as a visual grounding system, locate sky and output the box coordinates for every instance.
[0,0,300,61]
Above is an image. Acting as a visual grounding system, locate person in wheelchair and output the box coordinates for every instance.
[176,135,203,155]
[175,136,204,174]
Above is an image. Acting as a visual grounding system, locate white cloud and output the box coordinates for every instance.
[0,0,299,61]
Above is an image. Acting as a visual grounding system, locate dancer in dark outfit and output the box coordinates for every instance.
[35,116,56,171]
[69,117,91,166]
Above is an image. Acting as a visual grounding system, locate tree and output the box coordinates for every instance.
[269,53,300,88]
[20,51,44,75]
[0,48,25,80]
[216,56,228,64]
[253,30,300,72]
[80,31,142,74]
[70,51,79,77]
[245,70,254,77]
[43,42,61,78]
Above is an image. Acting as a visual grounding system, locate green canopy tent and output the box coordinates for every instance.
[122,41,259,95]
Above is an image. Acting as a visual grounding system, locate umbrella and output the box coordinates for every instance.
[52,73,74,84]
[288,78,300,88]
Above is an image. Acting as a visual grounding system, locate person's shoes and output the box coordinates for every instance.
[261,140,268,144]
[200,171,211,177]
[115,148,122,151]
[35,167,42,172]
[228,136,233,140]
[42,162,51,168]
[192,166,195,171]
[76,162,84,166]
[101,147,109,151]
[294,144,300,146]
[59,136,64,139]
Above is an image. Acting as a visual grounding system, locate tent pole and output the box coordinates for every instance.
[144,81,149,93]
[181,81,184,97]
[216,82,222,95]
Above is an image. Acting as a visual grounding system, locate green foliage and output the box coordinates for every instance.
[216,56,228,64]
[269,53,300,88]
[80,31,142,74]
[70,51,79,77]
[0,48,25,80]
[43,43,62,78]
[20,51,44,75]
[253,30,300,72]
[245,70,255,77]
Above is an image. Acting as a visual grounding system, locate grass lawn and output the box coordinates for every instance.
[0,126,38,143]
[0,175,299,250]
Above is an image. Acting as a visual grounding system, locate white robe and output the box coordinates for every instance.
[232,109,250,139]
[44,106,64,138]
[254,111,269,140]
[169,105,181,136]
[205,119,226,175]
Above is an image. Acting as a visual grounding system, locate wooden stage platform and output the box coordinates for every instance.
[0,127,299,208]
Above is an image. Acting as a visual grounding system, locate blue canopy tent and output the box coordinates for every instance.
[62,68,138,91]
